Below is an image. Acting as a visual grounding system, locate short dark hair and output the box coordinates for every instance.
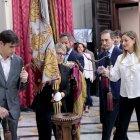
[0,30,19,45]
[59,32,72,42]
[113,30,122,37]
[100,29,114,39]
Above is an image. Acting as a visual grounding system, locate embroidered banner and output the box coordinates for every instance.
[30,0,59,92]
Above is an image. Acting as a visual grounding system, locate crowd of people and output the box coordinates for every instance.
[0,29,140,140]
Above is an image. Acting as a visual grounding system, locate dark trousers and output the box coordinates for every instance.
[113,109,129,140]
[99,86,119,140]
[0,116,18,140]
[113,96,140,140]
[36,107,53,140]
[101,98,119,140]
[85,79,92,107]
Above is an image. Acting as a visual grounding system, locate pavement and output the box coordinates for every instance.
[0,96,139,140]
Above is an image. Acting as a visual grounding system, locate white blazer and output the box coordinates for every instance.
[110,53,140,98]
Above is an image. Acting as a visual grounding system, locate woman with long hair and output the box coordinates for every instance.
[99,31,140,140]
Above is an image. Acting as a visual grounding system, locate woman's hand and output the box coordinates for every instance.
[102,69,109,77]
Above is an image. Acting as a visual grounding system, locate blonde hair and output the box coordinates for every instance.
[121,31,140,63]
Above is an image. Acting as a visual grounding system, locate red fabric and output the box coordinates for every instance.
[54,0,74,36]
[12,0,35,107]
[72,64,82,103]
[101,77,109,90]
[107,92,113,111]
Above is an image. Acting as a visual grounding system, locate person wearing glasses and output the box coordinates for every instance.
[33,42,70,140]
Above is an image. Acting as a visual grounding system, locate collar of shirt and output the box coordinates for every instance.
[0,54,13,81]
[121,52,138,66]
[126,52,135,56]
[64,48,73,63]
[0,54,14,61]
[108,45,115,55]
[117,44,120,48]
[66,48,73,56]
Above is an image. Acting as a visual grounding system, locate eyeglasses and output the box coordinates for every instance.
[57,52,66,56]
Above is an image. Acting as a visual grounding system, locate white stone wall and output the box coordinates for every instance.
[119,6,139,39]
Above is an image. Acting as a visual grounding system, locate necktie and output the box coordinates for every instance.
[107,51,111,58]
[105,51,110,57]
[105,51,112,65]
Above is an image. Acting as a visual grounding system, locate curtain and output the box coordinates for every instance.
[54,0,74,36]
[12,0,74,107]
[12,0,35,107]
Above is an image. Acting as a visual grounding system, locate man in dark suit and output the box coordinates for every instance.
[0,30,28,140]
[96,30,122,140]
[59,33,84,112]
[59,32,84,71]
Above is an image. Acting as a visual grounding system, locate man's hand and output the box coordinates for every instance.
[0,107,9,119]
[53,92,62,102]
[20,67,28,83]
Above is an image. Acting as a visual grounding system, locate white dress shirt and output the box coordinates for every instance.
[109,52,140,98]
[116,44,120,48]
[64,48,72,63]
[108,45,115,58]
[0,55,12,81]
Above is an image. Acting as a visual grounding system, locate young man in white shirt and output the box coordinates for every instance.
[0,30,28,140]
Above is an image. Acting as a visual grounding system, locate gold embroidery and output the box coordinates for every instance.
[44,48,59,78]
[30,0,40,22]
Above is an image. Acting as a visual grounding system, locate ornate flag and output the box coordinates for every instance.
[30,0,59,92]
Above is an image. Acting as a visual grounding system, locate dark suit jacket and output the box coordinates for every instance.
[0,54,27,119]
[118,44,123,50]
[33,64,70,112]
[97,46,122,99]
[67,49,84,71]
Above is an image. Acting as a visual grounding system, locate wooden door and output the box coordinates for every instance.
[112,0,140,30]
[92,0,112,50]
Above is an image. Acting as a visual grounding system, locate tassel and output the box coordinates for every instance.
[107,91,113,111]
[102,77,109,89]
[53,101,62,115]
[106,58,113,111]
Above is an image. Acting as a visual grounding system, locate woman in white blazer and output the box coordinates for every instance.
[99,31,140,140]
